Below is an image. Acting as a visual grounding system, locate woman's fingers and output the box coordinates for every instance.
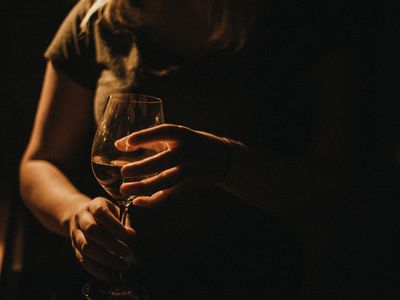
[115,124,190,151]
[114,124,229,208]
[132,183,185,208]
[121,149,180,178]
[120,166,185,197]
[73,229,130,274]
[75,248,109,281]
[131,191,168,208]
[87,198,135,242]
[76,210,131,258]
[69,197,138,279]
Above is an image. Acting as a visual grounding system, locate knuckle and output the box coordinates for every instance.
[92,196,105,203]
[163,124,183,135]
[91,197,109,207]
[161,123,173,129]
[83,222,97,236]
[75,207,87,219]
[175,125,189,136]
[176,125,186,130]
[89,198,100,207]
[92,204,108,219]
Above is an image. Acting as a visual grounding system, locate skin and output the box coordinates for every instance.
[19,62,230,279]
[115,125,230,207]
[19,0,361,287]
[20,62,135,280]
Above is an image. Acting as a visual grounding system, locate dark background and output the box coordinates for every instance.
[1,0,76,178]
[0,1,88,299]
[0,1,399,299]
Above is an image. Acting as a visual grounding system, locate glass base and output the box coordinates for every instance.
[82,280,148,300]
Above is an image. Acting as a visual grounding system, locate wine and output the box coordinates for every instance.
[85,94,163,298]
[92,149,158,206]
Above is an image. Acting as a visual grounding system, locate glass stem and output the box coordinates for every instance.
[110,204,130,283]
[120,204,129,227]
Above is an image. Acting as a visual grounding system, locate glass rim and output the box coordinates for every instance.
[108,93,162,104]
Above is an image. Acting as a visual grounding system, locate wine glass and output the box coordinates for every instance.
[82,93,165,299]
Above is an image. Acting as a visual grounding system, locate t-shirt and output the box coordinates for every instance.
[44,0,335,152]
[44,0,352,298]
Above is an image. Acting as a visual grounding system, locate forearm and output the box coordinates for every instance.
[19,159,91,236]
[217,139,348,216]
[217,140,277,212]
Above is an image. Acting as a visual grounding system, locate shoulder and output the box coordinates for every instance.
[59,0,96,34]
[44,0,100,89]
[45,0,97,58]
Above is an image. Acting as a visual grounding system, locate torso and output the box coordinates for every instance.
[88,3,333,298]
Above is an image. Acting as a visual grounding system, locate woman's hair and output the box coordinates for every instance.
[80,0,143,33]
[81,0,262,50]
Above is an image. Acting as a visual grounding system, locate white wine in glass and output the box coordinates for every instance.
[82,93,165,299]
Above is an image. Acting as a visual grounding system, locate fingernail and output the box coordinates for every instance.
[126,227,136,236]
[131,199,141,206]
[119,184,128,195]
[114,138,126,150]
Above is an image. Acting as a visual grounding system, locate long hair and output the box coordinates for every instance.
[81,0,261,50]
[80,0,143,33]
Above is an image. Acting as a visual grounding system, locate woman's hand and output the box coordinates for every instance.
[114,124,230,208]
[68,197,135,280]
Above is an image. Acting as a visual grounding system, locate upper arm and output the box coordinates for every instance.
[22,61,94,167]
[44,0,98,90]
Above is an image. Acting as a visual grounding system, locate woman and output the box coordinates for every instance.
[19,0,367,298]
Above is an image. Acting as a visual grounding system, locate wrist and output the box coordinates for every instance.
[60,194,91,236]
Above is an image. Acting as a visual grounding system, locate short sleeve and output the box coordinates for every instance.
[44,0,99,90]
